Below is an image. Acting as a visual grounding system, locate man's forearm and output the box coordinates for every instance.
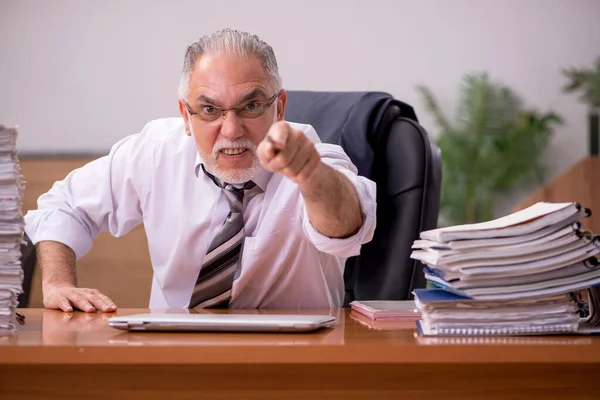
[299,163,363,238]
[37,240,77,290]
[35,240,116,313]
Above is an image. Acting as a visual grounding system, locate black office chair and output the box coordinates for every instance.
[284,91,442,305]
[18,233,36,308]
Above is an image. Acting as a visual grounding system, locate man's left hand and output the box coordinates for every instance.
[257,121,321,187]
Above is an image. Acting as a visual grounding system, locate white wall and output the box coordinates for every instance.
[1,0,600,212]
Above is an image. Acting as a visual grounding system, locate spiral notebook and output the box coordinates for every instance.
[413,288,600,336]
[419,202,587,242]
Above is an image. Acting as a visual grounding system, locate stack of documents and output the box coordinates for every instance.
[349,300,421,330]
[350,310,422,331]
[412,202,600,300]
[413,289,580,336]
[349,300,421,320]
[0,125,25,333]
[410,202,600,336]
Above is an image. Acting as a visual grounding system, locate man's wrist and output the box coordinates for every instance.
[298,162,329,201]
[43,281,75,290]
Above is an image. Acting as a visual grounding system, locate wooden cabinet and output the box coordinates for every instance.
[513,157,600,233]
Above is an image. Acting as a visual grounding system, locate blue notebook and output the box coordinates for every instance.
[412,288,471,302]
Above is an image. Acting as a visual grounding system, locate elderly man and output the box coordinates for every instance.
[24,29,376,312]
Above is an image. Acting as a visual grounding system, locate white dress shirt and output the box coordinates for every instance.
[24,118,377,309]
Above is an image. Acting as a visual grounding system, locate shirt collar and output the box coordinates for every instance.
[194,152,272,192]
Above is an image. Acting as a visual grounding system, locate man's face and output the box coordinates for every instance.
[179,53,286,184]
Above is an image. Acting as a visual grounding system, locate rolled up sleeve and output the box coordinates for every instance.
[301,143,377,258]
[25,207,95,261]
[24,133,149,260]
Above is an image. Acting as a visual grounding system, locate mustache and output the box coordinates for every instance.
[212,139,256,157]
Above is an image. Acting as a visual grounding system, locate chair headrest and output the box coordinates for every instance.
[284,90,418,177]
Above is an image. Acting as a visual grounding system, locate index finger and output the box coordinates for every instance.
[266,121,291,149]
[265,135,281,155]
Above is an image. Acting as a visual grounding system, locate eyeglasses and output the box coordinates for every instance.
[185,91,281,123]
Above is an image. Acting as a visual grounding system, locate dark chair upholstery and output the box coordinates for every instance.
[18,233,36,308]
[284,91,442,305]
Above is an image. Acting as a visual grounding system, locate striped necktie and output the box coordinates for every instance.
[189,167,256,309]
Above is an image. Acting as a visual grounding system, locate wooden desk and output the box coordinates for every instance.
[1,308,599,399]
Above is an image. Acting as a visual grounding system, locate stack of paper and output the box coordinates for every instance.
[349,300,421,320]
[411,202,600,300]
[410,202,600,336]
[413,289,580,336]
[0,125,25,333]
[350,310,422,331]
[349,300,421,330]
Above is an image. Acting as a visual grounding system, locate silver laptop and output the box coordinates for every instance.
[107,313,336,333]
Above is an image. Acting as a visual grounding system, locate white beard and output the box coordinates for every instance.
[190,124,261,185]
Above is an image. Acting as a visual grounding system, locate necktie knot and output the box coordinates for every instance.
[201,165,257,212]
[223,181,256,194]
[202,165,256,193]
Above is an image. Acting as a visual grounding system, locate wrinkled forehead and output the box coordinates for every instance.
[188,52,274,105]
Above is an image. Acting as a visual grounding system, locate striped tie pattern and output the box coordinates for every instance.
[189,167,256,309]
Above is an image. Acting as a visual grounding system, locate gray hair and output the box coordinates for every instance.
[178,28,282,100]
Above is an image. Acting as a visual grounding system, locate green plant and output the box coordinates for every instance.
[418,73,563,226]
[562,56,600,108]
